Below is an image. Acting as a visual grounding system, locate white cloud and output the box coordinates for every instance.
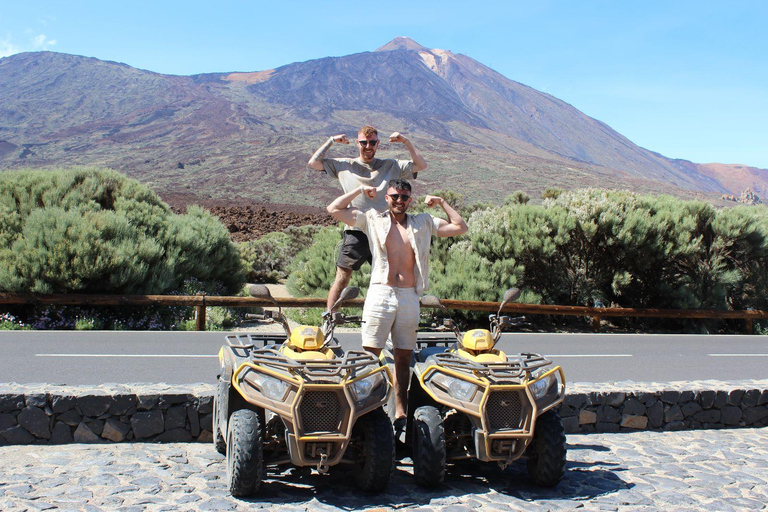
[0,33,57,58]
[0,36,20,58]
[32,34,57,50]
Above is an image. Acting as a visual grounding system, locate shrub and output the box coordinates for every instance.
[239,225,322,283]
[0,167,245,295]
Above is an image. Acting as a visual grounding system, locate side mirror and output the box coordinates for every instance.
[331,286,360,311]
[248,284,279,308]
[498,288,521,315]
[420,294,444,309]
[248,284,272,299]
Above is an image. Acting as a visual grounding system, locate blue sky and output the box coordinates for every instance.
[2,1,766,169]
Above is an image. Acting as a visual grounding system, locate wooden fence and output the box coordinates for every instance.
[2,293,766,333]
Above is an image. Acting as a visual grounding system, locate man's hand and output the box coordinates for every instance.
[331,134,350,144]
[361,185,377,199]
[424,195,444,208]
[390,132,426,173]
[389,132,408,144]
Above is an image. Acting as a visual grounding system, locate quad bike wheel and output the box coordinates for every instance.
[412,405,446,487]
[213,378,227,455]
[525,409,566,487]
[353,407,395,492]
[227,409,265,497]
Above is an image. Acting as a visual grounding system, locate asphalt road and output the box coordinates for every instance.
[1,331,766,386]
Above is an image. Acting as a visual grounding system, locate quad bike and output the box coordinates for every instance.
[388,289,566,487]
[213,285,394,496]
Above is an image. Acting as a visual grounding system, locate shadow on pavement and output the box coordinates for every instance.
[234,442,631,509]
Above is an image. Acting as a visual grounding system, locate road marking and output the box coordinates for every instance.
[548,354,632,358]
[708,354,768,357]
[36,354,216,358]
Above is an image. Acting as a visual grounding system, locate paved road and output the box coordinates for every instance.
[1,331,766,385]
[1,428,766,511]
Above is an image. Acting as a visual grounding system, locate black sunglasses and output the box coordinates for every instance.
[387,193,411,202]
[358,140,379,147]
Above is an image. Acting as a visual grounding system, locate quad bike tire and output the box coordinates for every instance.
[227,409,265,497]
[412,405,446,487]
[213,378,227,455]
[525,409,566,487]
[353,407,395,492]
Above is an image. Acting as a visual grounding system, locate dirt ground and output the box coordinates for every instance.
[162,194,336,242]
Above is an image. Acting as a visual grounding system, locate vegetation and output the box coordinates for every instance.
[0,167,247,329]
[239,226,322,283]
[3,167,766,333]
[286,188,768,330]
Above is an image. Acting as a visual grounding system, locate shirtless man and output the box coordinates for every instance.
[308,126,427,312]
[326,178,467,428]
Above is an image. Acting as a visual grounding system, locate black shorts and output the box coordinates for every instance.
[337,230,372,271]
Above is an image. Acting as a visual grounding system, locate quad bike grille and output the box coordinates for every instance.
[486,390,525,431]
[299,391,342,433]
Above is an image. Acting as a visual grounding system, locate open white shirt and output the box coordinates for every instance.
[355,209,442,296]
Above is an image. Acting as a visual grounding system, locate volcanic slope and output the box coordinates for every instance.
[1,37,758,208]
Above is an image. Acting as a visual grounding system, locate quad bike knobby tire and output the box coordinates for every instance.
[525,409,566,487]
[412,405,446,487]
[353,407,395,492]
[227,409,265,497]
[213,378,227,455]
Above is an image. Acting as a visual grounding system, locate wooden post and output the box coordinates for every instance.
[195,305,206,331]
[746,318,754,334]
[592,316,601,333]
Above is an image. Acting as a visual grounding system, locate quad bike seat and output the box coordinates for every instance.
[414,346,445,363]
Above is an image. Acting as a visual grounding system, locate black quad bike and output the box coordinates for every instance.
[385,288,567,487]
[213,285,394,496]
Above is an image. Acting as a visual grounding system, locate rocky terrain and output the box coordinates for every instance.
[162,194,335,242]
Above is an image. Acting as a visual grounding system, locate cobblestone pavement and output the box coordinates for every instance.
[1,428,767,511]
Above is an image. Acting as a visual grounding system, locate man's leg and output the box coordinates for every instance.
[392,348,412,419]
[327,266,352,311]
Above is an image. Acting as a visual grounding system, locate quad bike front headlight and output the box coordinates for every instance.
[349,371,385,402]
[432,372,479,402]
[530,374,553,399]
[253,372,291,401]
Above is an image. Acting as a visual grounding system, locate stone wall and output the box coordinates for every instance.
[562,380,768,433]
[0,384,214,445]
[1,381,767,445]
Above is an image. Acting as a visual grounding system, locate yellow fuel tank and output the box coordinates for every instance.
[461,329,495,351]
[289,325,325,351]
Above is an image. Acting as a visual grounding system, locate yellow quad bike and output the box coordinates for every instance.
[404,289,566,488]
[213,285,394,497]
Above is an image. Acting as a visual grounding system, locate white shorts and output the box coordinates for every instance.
[362,284,419,351]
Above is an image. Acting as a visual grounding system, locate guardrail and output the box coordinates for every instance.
[2,293,766,333]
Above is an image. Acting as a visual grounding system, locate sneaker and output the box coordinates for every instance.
[393,416,407,445]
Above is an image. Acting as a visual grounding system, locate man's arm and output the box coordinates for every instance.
[308,134,350,171]
[425,195,468,237]
[327,186,377,227]
[389,132,427,173]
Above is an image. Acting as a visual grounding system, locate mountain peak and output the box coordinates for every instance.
[375,37,430,52]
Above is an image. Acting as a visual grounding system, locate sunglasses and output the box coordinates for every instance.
[358,140,379,147]
[387,193,411,202]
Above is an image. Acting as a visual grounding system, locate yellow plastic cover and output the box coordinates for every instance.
[461,329,494,351]
[289,325,325,351]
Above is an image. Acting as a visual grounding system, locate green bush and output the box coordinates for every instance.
[239,225,322,283]
[0,167,245,295]
[287,187,768,333]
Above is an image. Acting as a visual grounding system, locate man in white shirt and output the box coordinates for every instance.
[308,126,427,312]
[326,178,467,428]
